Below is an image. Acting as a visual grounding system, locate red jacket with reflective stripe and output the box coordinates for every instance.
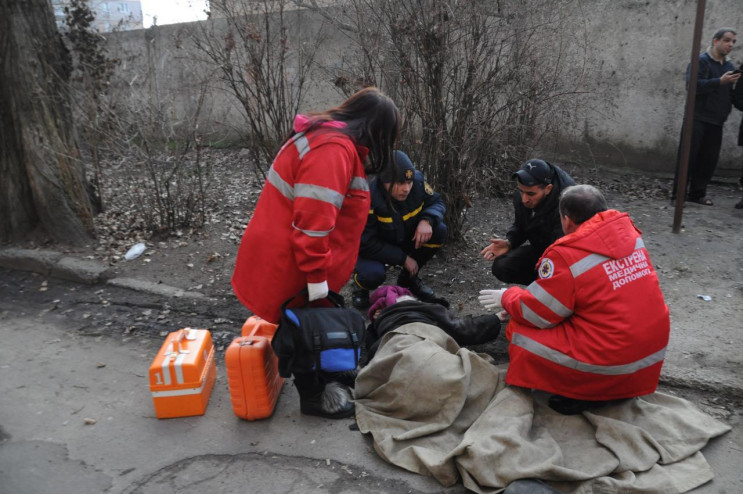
[231,122,370,323]
[501,210,670,401]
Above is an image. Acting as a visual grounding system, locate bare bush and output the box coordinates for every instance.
[297,0,601,238]
[101,85,212,234]
[62,4,213,236]
[194,0,322,177]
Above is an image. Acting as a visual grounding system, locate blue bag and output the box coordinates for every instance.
[272,291,365,378]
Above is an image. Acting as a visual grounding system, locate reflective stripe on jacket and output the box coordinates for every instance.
[231,125,370,323]
[359,170,446,265]
[502,210,670,401]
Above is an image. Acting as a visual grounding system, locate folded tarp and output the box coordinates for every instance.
[354,322,731,493]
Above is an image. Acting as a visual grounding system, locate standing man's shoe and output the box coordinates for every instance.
[735,197,743,209]
[352,288,370,309]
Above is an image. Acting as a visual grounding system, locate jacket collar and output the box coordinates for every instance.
[706,47,731,63]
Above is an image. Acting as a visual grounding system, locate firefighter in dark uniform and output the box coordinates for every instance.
[351,150,447,309]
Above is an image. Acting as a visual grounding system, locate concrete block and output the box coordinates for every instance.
[0,248,63,275]
[51,257,112,285]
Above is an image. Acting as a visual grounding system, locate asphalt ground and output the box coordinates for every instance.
[0,251,741,493]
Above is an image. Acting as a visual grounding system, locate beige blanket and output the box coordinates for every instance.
[354,323,731,493]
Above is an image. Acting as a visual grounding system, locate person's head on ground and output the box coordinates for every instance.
[383,150,416,201]
[711,28,737,60]
[317,87,400,177]
[558,184,608,234]
[368,285,416,321]
[512,159,555,209]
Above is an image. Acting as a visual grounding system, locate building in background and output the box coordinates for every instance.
[53,0,143,32]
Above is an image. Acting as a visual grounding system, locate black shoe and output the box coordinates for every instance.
[547,394,623,415]
[299,382,355,419]
[735,198,743,209]
[397,272,435,299]
[351,288,370,309]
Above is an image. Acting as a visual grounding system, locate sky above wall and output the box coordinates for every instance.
[140,0,209,27]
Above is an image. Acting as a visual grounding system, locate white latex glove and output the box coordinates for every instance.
[479,288,506,310]
[307,280,329,302]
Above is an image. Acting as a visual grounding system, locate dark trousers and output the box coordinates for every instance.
[492,244,540,285]
[672,120,723,201]
[354,221,447,291]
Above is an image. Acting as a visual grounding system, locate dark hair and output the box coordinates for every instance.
[306,87,400,178]
[559,184,608,225]
[713,28,737,41]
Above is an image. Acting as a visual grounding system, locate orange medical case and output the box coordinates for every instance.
[240,315,279,338]
[149,328,217,419]
[225,316,283,420]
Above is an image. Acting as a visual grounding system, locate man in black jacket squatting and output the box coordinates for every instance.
[480,159,575,285]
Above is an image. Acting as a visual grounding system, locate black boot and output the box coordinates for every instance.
[397,270,435,299]
[735,195,743,209]
[351,288,370,309]
[295,375,355,419]
[547,394,625,415]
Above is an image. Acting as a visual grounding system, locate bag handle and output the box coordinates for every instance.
[169,328,196,355]
[280,289,346,312]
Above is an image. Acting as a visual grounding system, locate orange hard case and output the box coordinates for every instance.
[225,316,284,420]
[148,328,217,419]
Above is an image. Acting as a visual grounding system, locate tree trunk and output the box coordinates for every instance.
[0,0,94,245]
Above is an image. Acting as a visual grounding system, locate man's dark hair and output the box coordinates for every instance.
[559,185,608,225]
[713,28,737,41]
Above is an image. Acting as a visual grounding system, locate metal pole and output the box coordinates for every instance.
[672,0,706,233]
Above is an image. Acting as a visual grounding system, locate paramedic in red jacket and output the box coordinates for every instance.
[231,87,400,419]
[479,184,670,415]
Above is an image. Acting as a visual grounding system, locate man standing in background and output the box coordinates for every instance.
[672,28,740,206]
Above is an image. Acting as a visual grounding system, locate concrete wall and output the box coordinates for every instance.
[104,10,346,146]
[549,0,743,175]
[103,1,743,176]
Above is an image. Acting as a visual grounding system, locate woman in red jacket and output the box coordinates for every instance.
[232,87,400,418]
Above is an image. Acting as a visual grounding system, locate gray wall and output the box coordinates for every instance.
[103,1,743,176]
[551,0,743,175]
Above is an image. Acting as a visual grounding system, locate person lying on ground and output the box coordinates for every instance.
[364,285,504,364]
